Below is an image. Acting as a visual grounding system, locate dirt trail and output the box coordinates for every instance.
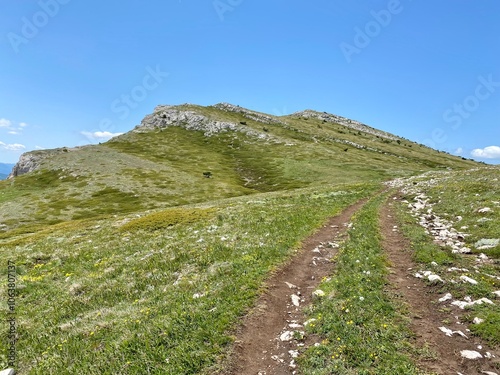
[381,199,500,375]
[224,198,367,375]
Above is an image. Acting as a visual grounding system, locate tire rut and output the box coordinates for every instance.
[223,198,368,375]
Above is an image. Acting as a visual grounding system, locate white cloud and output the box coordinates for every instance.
[0,142,26,151]
[35,145,45,150]
[471,145,500,159]
[454,147,463,155]
[81,131,123,141]
[0,118,12,128]
[0,118,28,134]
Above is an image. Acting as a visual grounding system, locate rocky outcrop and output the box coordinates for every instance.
[213,102,289,125]
[291,109,400,141]
[138,105,239,136]
[135,104,279,142]
[7,148,78,178]
[8,152,45,178]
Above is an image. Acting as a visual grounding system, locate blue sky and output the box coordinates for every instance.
[1,0,499,164]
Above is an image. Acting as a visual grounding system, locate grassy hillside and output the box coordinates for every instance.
[0,103,490,374]
[0,104,477,234]
[1,183,379,374]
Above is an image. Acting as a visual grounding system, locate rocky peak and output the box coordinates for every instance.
[291,109,400,141]
[136,104,239,136]
[213,103,288,125]
[135,104,278,142]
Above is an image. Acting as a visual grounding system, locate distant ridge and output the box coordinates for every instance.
[0,163,15,180]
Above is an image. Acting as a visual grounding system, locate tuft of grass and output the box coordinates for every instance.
[469,306,500,345]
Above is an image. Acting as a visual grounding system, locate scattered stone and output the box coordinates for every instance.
[285,282,297,289]
[452,247,472,254]
[475,239,500,250]
[288,350,299,358]
[477,217,493,223]
[304,318,317,326]
[280,331,294,342]
[481,371,498,375]
[438,293,453,302]
[460,276,478,285]
[452,297,494,309]
[492,291,500,298]
[478,207,492,213]
[291,294,301,307]
[312,289,325,297]
[460,350,483,359]
[473,317,485,324]
[271,354,285,363]
[428,274,444,283]
[448,267,469,272]
[439,326,453,336]
[0,369,15,375]
[439,326,468,338]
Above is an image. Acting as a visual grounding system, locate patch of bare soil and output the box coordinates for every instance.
[223,198,367,375]
[381,198,500,375]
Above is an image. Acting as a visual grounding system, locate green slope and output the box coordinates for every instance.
[0,103,477,233]
[0,103,488,374]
